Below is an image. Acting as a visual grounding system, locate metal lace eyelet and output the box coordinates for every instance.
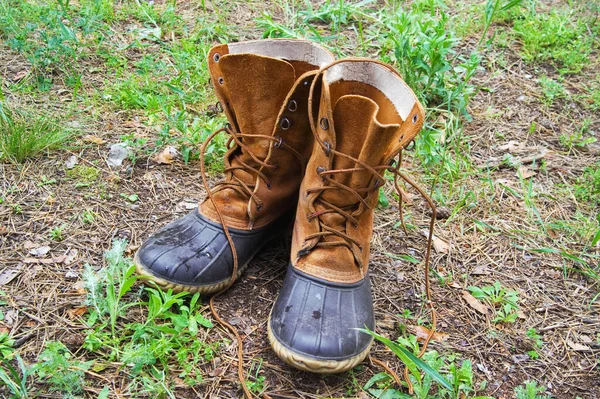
[280,118,292,130]
[412,114,418,123]
[256,203,264,211]
[353,223,359,230]
[288,100,298,112]
[218,77,224,85]
[405,140,415,151]
[215,101,223,112]
[273,136,283,148]
[273,164,280,170]
[224,122,232,130]
[323,141,331,156]
[320,117,329,130]
[213,53,220,62]
[303,79,310,86]
[316,166,326,174]
[266,182,272,190]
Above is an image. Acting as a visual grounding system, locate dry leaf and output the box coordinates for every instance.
[72,281,86,295]
[83,135,106,145]
[462,291,489,315]
[516,165,536,179]
[0,226,7,235]
[0,265,23,285]
[471,265,489,275]
[567,340,591,352]
[420,231,450,254]
[499,140,526,153]
[414,325,449,342]
[122,120,145,129]
[153,146,179,164]
[23,241,37,250]
[13,70,28,82]
[28,246,51,257]
[23,254,67,264]
[432,236,450,254]
[66,306,88,320]
[63,249,78,265]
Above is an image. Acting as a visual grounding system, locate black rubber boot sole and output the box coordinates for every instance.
[134,210,293,294]
[268,264,375,373]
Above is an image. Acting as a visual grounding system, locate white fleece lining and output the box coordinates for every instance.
[324,62,415,121]
[228,40,333,67]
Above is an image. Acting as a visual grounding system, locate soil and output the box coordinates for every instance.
[0,1,599,398]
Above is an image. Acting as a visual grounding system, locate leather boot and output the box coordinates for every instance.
[135,40,334,293]
[268,59,425,373]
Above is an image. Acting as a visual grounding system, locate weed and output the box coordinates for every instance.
[120,193,139,203]
[468,282,520,323]
[573,163,600,207]
[513,8,596,74]
[9,204,22,215]
[0,104,72,163]
[0,332,14,359]
[35,341,92,397]
[538,75,568,107]
[81,240,221,395]
[361,330,491,399]
[37,176,57,187]
[49,224,67,241]
[66,164,101,184]
[0,0,109,86]
[121,133,149,165]
[245,358,266,396]
[479,0,523,47]
[560,119,596,151]
[80,209,96,224]
[0,354,34,399]
[514,380,551,399]
[526,328,543,360]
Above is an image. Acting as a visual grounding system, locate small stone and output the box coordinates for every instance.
[107,144,129,167]
[435,206,451,220]
[511,354,529,363]
[65,155,78,169]
[65,271,78,279]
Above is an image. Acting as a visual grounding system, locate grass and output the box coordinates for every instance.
[0,102,73,163]
[512,7,597,74]
[0,0,599,397]
[468,282,521,323]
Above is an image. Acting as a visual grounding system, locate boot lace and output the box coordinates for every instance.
[210,125,303,214]
[200,124,304,399]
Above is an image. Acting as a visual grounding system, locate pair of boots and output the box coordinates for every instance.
[135,39,424,373]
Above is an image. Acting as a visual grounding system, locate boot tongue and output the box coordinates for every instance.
[320,95,399,210]
[219,53,297,184]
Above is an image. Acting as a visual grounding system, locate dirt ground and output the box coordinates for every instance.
[1,0,599,398]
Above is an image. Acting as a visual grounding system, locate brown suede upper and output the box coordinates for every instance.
[200,40,334,230]
[292,59,425,283]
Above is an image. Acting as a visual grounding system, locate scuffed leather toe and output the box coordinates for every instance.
[136,210,284,292]
[269,264,374,372]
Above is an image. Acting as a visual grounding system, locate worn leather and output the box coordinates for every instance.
[137,40,334,288]
[294,59,425,284]
[201,40,335,230]
[269,60,424,369]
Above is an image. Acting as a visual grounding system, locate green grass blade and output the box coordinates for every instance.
[358,328,453,391]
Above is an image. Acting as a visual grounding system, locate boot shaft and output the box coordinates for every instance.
[293,59,425,283]
[200,40,334,229]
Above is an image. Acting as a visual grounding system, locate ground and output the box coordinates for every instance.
[0,0,599,398]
